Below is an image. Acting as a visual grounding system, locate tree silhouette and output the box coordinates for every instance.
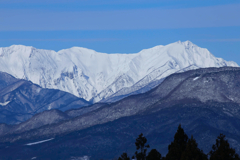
[118,152,130,160]
[180,135,207,160]
[135,133,150,160]
[146,149,162,160]
[165,124,188,160]
[116,128,240,160]
[209,134,240,160]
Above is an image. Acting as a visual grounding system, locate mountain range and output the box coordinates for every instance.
[0,41,237,103]
[1,67,240,159]
[0,71,90,124]
[0,41,240,159]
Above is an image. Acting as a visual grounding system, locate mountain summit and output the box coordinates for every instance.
[0,41,238,102]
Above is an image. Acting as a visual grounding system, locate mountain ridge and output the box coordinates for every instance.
[1,67,240,140]
[1,67,240,159]
[0,41,238,103]
[0,71,90,124]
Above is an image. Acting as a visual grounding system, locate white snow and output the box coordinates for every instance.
[0,41,238,102]
[223,111,233,117]
[36,88,41,93]
[193,77,200,81]
[48,104,52,110]
[25,138,54,146]
[0,101,10,106]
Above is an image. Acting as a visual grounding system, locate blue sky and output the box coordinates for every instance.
[0,0,240,64]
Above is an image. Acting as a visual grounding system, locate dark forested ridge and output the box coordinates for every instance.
[1,67,240,159]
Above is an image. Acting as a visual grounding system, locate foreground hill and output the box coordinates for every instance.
[0,72,90,124]
[0,41,237,103]
[1,67,240,159]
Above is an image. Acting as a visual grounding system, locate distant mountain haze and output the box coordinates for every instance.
[0,41,237,103]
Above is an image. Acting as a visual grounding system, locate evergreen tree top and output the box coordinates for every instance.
[209,134,240,160]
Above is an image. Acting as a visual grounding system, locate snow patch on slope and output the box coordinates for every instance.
[25,138,54,146]
[0,101,10,106]
[193,77,200,81]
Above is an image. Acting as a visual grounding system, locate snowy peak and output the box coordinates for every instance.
[0,41,238,102]
[177,40,194,47]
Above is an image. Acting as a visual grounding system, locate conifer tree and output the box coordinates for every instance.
[209,134,240,160]
[118,152,130,160]
[146,149,162,160]
[165,124,188,160]
[180,135,207,160]
[135,133,150,160]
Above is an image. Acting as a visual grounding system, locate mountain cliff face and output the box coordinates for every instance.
[0,41,237,103]
[1,67,240,159]
[0,72,90,124]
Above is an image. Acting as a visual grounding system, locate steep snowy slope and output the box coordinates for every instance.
[0,41,237,102]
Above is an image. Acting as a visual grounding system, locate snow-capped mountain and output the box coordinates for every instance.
[2,67,240,160]
[0,41,238,102]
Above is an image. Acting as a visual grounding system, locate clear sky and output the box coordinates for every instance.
[0,0,240,64]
